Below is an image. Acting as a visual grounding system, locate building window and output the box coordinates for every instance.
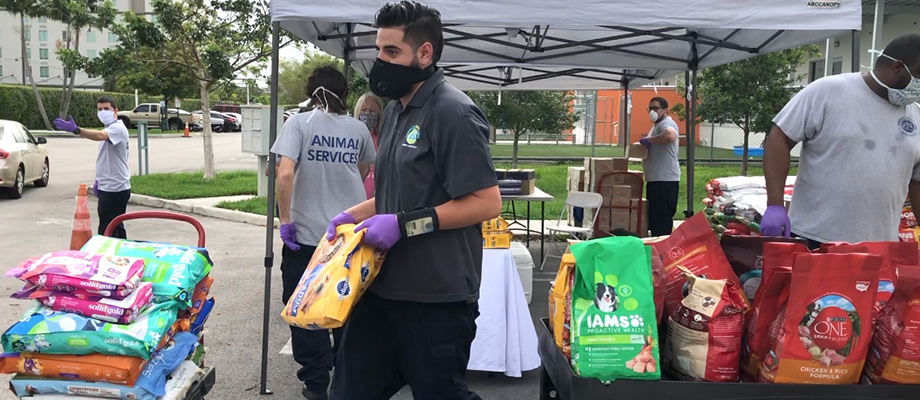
[24,16,30,23]
[38,17,47,23]
[39,48,48,60]
[0,66,3,76]
[87,30,96,43]
[24,30,30,41]
[108,32,118,43]
[38,30,47,42]
[62,31,70,42]
[87,49,97,59]
[39,66,49,78]
[808,59,826,83]
[26,47,31,59]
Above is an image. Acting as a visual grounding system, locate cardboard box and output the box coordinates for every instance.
[584,158,629,178]
[482,217,509,232]
[497,169,535,181]
[591,170,644,192]
[483,231,512,248]
[601,185,637,207]
[627,143,649,160]
[520,179,535,195]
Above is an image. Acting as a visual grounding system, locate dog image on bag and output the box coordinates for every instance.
[593,283,618,313]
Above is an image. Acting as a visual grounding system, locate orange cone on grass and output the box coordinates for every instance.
[70,184,93,250]
[184,122,190,137]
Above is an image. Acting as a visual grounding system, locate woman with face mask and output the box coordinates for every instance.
[762,33,920,247]
[354,93,384,199]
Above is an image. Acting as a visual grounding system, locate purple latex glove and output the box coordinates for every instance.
[53,116,80,134]
[760,205,791,238]
[639,137,651,148]
[355,214,401,250]
[92,180,98,197]
[325,212,356,241]
[280,223,301,251]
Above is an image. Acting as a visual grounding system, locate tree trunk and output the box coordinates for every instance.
[22,14,52,130]
[200,80,216,180]
[512,130,520,169]
[60,28,79,119]
[741,115,750,177]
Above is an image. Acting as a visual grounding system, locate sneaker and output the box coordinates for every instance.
[302,383,328,400]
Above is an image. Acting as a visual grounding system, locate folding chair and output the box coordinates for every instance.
[539,192,603,270]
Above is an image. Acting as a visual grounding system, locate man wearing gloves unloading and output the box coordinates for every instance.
[53,96,131,238]
[324,2,501,399]
[762,33,920,247]
[639,97,680,236]
[271,66,375,400]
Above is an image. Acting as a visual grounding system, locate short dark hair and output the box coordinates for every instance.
[97,95,117,109]
[880,33,920,69]
[650,97,668,110]
[375,1,444,64]
[306,65,348,114]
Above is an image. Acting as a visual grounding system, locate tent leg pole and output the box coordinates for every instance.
[851,29,860,73]
[683,71,692,218]
[622,80,630,149]
[685,68,698,218]
[259,20,281,397]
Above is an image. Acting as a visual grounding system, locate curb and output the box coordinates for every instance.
[128,193,279,228]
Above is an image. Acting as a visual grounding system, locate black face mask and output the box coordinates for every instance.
[369,58,435,99]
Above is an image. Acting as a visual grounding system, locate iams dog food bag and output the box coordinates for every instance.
[821,241,918,316]
[741,242,808,380]
[666,266,748,382]
[569,237,660,381]
[864,264,920,384]
[651,214,748,319]
[760,253,881,384]
[282,224,385,330]
[719,235,807,302]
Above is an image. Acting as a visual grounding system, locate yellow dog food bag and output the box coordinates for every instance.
[281,224,385,329]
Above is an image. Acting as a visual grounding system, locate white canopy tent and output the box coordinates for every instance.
[257,1,864,393]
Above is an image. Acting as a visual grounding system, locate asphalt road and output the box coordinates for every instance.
[0,132,554,399]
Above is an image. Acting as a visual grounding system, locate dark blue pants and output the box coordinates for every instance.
[330,293,481,400]
[646,181,679,237]
[97,189,130,238]
[281,244,342,394]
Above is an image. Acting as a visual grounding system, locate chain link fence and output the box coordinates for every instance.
[696,122,802,163]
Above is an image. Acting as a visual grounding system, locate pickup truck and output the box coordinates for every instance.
[116,103,194,129]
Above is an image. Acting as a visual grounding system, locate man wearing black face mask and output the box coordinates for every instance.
[324,2,501,399]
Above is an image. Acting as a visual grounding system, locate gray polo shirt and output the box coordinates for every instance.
[372,69,498,303]
[643,116,680,182]
[96,120,130,192]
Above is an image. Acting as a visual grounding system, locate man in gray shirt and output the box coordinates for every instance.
[53,96,131,238]
[763,34,920,246]
[639,96,681,236]
[270,66,374,400]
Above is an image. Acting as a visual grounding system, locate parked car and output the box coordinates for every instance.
[117,103,194,130]
[222,112,243,127]
[191,111,239,132]
[213,104,241,117]
[0,120,49,199]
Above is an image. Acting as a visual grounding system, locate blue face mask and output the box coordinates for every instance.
[871,53,920,106]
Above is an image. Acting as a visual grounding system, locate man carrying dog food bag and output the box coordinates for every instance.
[324,2,501,399]
[763,33,920,248]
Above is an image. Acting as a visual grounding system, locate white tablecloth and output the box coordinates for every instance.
[468,249,541,377]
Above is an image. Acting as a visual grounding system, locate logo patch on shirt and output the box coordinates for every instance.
[898,116,918,137]
[406,125,420,145]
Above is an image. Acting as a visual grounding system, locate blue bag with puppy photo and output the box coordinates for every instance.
[569,236,660,381]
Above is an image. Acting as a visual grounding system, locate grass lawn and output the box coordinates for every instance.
[487,144,746,160]
[131,170,257,199]
[216,196,268,215]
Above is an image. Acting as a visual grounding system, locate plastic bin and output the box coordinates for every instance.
[510,242,534,304]
[733,146,764,157]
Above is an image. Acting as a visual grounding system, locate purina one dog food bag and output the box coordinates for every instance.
[569,237,660,381]
[821,241,918,316]
[864,264,920,384]
[760,253,881,384]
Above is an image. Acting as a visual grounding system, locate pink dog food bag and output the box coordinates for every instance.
[7,250,145,299]
[12,283,153,325]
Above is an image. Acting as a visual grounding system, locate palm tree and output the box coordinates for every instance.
[0,0,53,129]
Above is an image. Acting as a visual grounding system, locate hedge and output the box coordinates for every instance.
[0,85,200,130]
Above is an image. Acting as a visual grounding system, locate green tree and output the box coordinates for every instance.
[43,0,116,119]
[1,0,52,129]
[671,45,819,175]
[90,0,289,179]
[468,91,576,168]
[276,49,369,111]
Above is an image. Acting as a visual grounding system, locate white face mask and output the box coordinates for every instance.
[870,54,920,106]
[648,109,660,123]
[305,86,343,124]
[97,109,117,126]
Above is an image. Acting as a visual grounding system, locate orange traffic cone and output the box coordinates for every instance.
[183,122,190,138]
[70,184,93,250]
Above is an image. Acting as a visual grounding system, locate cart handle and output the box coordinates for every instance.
[104,211,206,247]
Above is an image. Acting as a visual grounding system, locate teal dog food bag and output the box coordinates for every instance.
[569,236,660,381]
[81,236,212,309]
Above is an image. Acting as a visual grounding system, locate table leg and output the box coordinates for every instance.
[541,201,545,266]
[527,202,531,248]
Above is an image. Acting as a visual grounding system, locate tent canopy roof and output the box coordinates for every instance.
[273,0,861,90]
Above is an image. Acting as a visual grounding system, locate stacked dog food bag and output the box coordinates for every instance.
[703,176,796,238]
[2,235,215,399]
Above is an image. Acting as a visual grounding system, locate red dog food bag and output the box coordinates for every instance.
[650,246,666,325]
[652,214,748,319]
[761,253,882,384]
[822,241,918,316]
[720,235,808,302]
[864,264,920,384]
[666,266,748,382]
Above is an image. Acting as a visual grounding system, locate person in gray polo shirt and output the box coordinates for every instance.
[53,96,131,238]
[639,96,680,236]
[324,2,501,399]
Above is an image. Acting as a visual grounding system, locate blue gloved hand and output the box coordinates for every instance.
[92,180,98,197]
[325,212,356,241]
[639,137,651,148]
[355,214,401,250]
[280,223,301,251]
[53,116,80,134]
[760,205,791,238]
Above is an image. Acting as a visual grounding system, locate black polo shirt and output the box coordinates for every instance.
[372,69,498,303]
